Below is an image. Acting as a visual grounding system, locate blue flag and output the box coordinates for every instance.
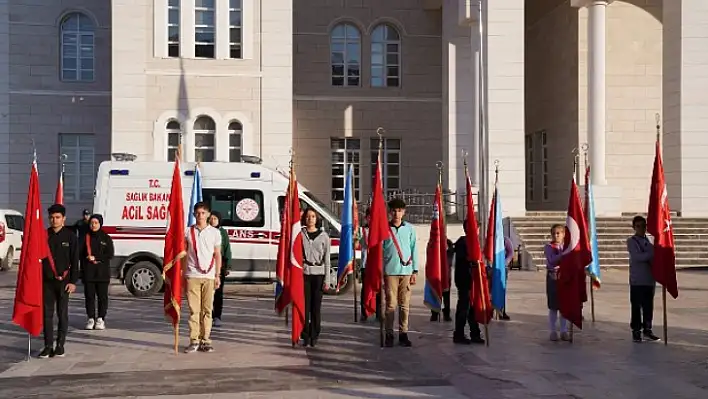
[187,164,203,227]
[491,185,507,311]
[336,165,355,290]
[586,177,601,288]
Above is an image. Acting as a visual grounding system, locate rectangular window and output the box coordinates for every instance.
[525,134,534,202]
[60,134,96,202]
[229,0,242,59]
[541,130,548,201]
[203,188,264,228]
[168,0,180,57]
[4,215,24,231]
[194,132,215,162]
[330,138,360,203]
[195,0,215,58]
[370,138,401,197]
[228,124,242,162]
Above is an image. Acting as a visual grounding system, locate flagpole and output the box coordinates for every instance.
[656,113,669,346]
[285,154,294,328]
[464,153,489,347]
[377,127,386,349]
[437,161,444,323]
[352,168,359,323]
[570,155,580,344]
[175,144,183,355]
[582,145,596,323]
[26,145,38,361]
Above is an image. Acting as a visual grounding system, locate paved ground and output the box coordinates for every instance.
[0,269,706,399]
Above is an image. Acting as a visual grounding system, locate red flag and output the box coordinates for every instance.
[163,158,187,327]
[362,151,391,317]
[54,170,63,205]
[287,168,305,345]
[12,162,49,336]
[647,139,678,299]
[558,178,592,329]
[424,184,448,310]
[483,191,496,264]
[465,171,492,324]
[274,183,291,314]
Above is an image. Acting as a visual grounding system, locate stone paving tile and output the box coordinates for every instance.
[0,269,706,398]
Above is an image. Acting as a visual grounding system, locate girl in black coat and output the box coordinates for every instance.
[81,214,114,330]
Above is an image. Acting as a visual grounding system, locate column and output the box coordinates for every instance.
[587,0,607,185]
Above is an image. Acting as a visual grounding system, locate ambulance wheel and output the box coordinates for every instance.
[125,261,163,297]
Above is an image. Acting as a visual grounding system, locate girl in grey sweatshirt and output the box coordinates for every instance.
[300,208,331,347]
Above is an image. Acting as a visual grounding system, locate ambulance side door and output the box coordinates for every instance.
[203,185,271,280]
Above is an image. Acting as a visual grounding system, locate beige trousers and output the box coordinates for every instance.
[186,278,215,345]
[384,275,412,334]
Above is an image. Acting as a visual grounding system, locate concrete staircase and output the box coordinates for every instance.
[512,212,708,270]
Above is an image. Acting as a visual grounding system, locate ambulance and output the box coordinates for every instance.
[93,157,353,298]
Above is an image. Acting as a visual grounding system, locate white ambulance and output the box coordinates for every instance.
[93,158,353,298]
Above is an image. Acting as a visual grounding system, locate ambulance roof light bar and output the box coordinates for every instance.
[112,153,138,162]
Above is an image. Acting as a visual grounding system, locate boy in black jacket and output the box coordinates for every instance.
[453,222,484,345]
[40,204,79,359]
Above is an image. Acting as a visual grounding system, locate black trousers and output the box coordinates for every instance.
[359,268,381,319]
[212,272,226,319]
[454,287,481,338]
[43,281,69,348]
[303,274,324,341]
[630,285,655,332]
[84,281,109,319]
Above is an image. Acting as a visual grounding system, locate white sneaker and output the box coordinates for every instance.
[94,318,106,330]
[213,317,222,327]
[85,318,95,330]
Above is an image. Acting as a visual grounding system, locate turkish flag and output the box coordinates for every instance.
[286,169,305,345]
[12,162,49,336]
[362,152,391,317]
[465,173,492,325]
[558,178,592,329]
[163,158,187,327]
[647,139,678,299]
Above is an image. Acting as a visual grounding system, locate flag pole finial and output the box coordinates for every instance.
[581,143,589,168]
[571,147,579,178]
[436,161,444,186]
[376,127,385,152]
[60,154,67,173]
[31,138,37,164]
[655,113,661,142]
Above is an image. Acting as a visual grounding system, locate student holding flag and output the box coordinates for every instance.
[301,208,330,347]
[383,198,418,348]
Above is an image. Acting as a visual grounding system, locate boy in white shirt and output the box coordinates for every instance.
[183,202,222,353]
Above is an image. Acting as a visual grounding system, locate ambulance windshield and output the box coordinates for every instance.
[302,192,338,223]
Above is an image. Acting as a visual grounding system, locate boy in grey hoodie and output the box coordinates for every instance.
[626,215,660,343]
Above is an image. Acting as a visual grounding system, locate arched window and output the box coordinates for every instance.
[371,24,400,87]
[330,23,361,87]
[166,120,182,161]
[194,116,216,162]
[60,12,95,82]
[228,121,243,162]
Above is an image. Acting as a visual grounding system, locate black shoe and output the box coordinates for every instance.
[360,315,368,323]
[453,335,471,345]
[443,312,452,322]
[38,347,53,359]
[500,313,511,321]
[200,343,214,353]
[399,333,413,347]
[470,336,486,345]
[54,346,65,357]
[384,333,394,348]
[310,337,318,347]
[632,331,642,343]
[430,312,439,322]
[643,330,661,342]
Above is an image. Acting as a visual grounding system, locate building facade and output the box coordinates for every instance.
[2,0,708,219]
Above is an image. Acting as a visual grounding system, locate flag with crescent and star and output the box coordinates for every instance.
[558,177,592,329]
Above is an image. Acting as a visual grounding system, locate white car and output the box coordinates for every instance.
[0,209,24,271]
